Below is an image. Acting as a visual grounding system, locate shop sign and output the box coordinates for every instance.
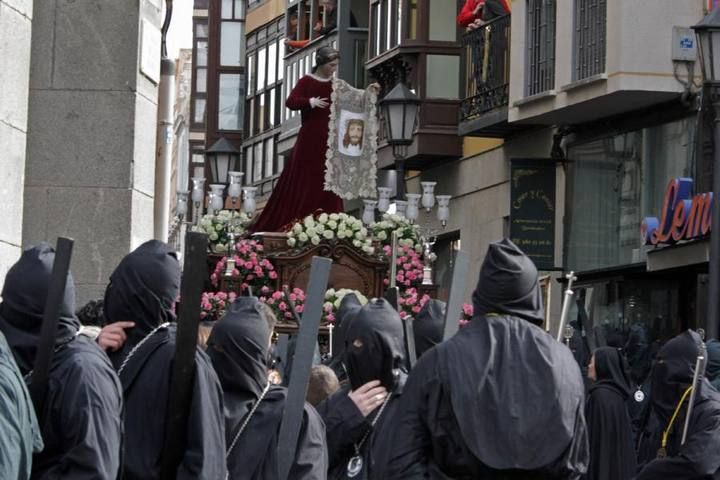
[510,159,556,270]
[641,177,712,246]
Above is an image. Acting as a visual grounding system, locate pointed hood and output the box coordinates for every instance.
[414,299,446,357]
[592,346,632,398]
[471,238,544,326]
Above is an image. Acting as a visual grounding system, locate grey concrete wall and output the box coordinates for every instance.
[23,0,162,306]
[0,0,33,291]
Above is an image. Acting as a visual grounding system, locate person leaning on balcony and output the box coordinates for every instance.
[285,0,358,51]
[457,0,510,31]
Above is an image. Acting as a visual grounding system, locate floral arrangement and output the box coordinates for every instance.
[210,240,278,292]
[259,286,306,322]
[194,210,250,252]
[323,288,369,324]
[460,303,474,327]
[397,287,432,319]
[382,244,425,289]
[371,213,423,253]
[200,291,238,321]
[286,213,375,256]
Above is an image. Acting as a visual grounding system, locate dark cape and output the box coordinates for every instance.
[325,293,363,384]
[636,330,720,479]
[706,339,720,391]
[104,240,226,480]
[413,299,446,358]
[623,324,655,442]
[584,347,636,480]
[384,238,588,479]
[0,330,43,480]
[316,298,408,480]
[207,297,327,480]
[0,243,123,480]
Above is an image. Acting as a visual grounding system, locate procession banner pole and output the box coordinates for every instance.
[277,257,332,479]
[442,250,470,342]
[29,237,74,421]
[556,272,577,343]
[681,344,707,445]
[160,232,208,480]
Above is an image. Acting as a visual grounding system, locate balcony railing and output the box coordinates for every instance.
[460,14,511,122]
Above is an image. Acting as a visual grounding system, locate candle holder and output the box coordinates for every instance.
[243,187,258,216]
[228,171,244,209]
[191,177,206,226]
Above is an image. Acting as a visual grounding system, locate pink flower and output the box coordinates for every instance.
[459,319,470,328]
[267,298,276,305]
[404,280,411,286]
[396,259,403,265]
[383,278,389,286]
[285,311,293,319]
[246,274,255,281]
[244,262,253,270]
[406,296,416,306]
[261,286,271,294]
[399,311,408,319]
[296,305,305,313]
[279,302,288,311]
[272,291,283,300]
[412,306,421,314]
[232,268,240,276]
[402,245,411,253]
[229,292,237,302]
[210,273,218,284]
[269,271,278,279]
[463,304,474,316]
[289,293,297,302]
[241,282,249,291]
[398,297,406,305]
[200,311,207,319]
[403,263,412,270]
[326,313,336,323]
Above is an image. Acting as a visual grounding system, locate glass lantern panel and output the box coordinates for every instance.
[385,103,407,142]
[712,30,720,81]
[402,103,419,141]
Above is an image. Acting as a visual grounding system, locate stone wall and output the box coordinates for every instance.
[0,0,33,291]
[23,0,162,306]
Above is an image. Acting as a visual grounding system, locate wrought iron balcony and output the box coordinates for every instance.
[459,15,516,137]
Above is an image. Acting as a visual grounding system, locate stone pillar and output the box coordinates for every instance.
[23,0,162,305]
[0,0,33,289]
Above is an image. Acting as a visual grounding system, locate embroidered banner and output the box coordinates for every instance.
[324,79,379,200]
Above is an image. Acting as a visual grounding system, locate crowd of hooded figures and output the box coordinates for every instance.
[0,237,719,479]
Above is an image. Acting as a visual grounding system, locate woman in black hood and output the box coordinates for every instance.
[207,297,328,479]
[315,298,408,479]
[585,347,636,480]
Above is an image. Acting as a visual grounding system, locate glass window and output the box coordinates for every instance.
[218,73,243,131]
[192,153,205,164]
[221,22,244,66]
[264,138,274,178]
[247,54,255,96]
[194,99,206,124]
[253,142,263,182]
[248,98,255,136]
[196,68,207,93]
[195,22,208,38]
[234,0,245,19]
[258,93,266,132]
[277,41,284,80]
[426,55,460,98]
[269,87,277,127]
[373,5,381,55]
[197,41,208,67]
[258,47,267,89]
[429,0,457,41]
[397,0,402,45]
[565,117,696,272]
[176,128,190,191]
[222,0,233,19]
[193,166,205,179]
[244,146,252,185]
[408,0,418,40]
[268,41,277,86]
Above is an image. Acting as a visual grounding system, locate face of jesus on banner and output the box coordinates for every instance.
[339,117,365,157]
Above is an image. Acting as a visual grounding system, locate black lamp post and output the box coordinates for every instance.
[694,8,720,340]
[379,82,420,200]
[205,137,240,185]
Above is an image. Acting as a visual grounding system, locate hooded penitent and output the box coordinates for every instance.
[208,297,328,480]
[0,244,123,479]
[706,339,720,391]
[104,239,181,368]
[471,237,544,326]
[585,347,636,480]
[326,293,362,381]
[413,299,446,358]
[0,243,80,373]
[345,298,406,391]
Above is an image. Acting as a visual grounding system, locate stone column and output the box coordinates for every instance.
[0,0,33,289]
[23,0,162,305]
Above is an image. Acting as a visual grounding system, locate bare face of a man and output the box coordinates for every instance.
[348,122,363,146]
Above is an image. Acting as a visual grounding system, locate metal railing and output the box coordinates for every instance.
[460,14,511,122]
[526,0,556,96]
[573,0,606,81]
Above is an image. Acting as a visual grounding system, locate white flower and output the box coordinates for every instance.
[318,213,329,224]
[337,230,346,240]
[362,245,374,255]
[287,237,297,247]
[325,289,336,300]
[390,214,402,223]
[328,220,338,230]
[209,232,219,241]
[329,213,340,222]
[377,231,388,241]
[354,231,365,240]
[359,227,368,237]
[215,224,224,232]
[299,232,309,243]
[415,244,424,254]
[303,216,315,228]
[353,239,362,248]
[293,223,304,235]
[323,230,335,240]
[315,224,325,234]
[311,236,321,246]
[344,230,354,239]
[338,223,346,232]
[305,226,316,237]
[334,298,342,309]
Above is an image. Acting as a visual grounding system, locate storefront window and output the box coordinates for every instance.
[565,116,696,272]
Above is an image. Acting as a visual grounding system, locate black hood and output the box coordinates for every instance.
[624,323,653,385]
[0,243,80,373]
[104,240,180,364]
[706,339,720,390]
[650,330,704,421]
[592,346,632,398]
[332,293,363,361]
[471,238,544,326]
[345,298,405,391]
[414,299,446,357]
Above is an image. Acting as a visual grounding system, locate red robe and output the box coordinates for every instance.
[251,75,344,233]
[457,0,510,27]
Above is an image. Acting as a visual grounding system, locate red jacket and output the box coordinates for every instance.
[457,0,510,27]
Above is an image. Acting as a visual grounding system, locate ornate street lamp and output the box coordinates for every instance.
[205,137,240,185]
[379,82,420,200]
[693,8,720,340]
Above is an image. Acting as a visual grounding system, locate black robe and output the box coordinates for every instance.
[584,347,636,480]
[384,239,588,480]
[635,330,720,479]
[207,297,327,479]
[104,240,226,480]
[413,299,445,358]
[0,243,123,480]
